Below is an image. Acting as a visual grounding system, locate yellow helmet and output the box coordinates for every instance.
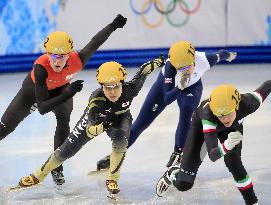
[209,84,241,117]
[169,41,195,70]
[96,62,127,84]
[44,31,74,54]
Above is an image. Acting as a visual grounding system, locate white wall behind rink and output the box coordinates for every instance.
[57,0,271,50]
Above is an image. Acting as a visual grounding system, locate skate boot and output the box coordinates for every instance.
[156,165,180,197]
[166,151,182,167]
[106,179,120,194]
[19,174,40,187]
[51,170,65,185]
[97,155,110,170]
[8,174,40,192]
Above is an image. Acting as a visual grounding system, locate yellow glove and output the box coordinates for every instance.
[141,54,165,75]
[86,123,104,137]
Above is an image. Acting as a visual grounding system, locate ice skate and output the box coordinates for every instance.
[106,179,120,201]
[7,174,40,192]
[51,170,65,186]
[166,151,182,167]
[156,165,180,197]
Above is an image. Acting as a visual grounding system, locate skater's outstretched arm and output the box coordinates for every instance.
[79,14,127,67]
[206,50,237,67]
[126,55,165,98]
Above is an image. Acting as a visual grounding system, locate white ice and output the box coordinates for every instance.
[0,64,271,205]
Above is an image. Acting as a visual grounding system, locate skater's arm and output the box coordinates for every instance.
[206,50,237,67]
[128,55,165,97]
[86,91,108,137]
[86,90,107,125]
[34,65,82,114]
[202,119,225,162]
[240,80,271,115]
[78,14,127,67]
[162,61,180,105]
[253,80,271,102]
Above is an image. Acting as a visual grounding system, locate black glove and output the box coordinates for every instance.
[65,80,84,97]
[110,14,127,30]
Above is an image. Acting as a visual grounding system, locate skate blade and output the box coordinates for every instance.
[6,183,41,193]
[107,193,119,202]
[156,178,170,197]
[87,168,108,176]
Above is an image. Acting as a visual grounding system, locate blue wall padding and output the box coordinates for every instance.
[0,46,270,73]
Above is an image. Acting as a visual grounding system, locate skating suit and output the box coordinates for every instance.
[55,69,148,180]
[0,24,116,172]
[128,51,212,150]
[174,80,271,205]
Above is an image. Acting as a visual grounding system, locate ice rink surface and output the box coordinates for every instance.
[0,64,271,205]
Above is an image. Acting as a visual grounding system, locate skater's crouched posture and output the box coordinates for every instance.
[14,55,165,194]
[156,81,271,205]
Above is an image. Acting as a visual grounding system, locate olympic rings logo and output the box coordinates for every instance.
[129,0,201,28]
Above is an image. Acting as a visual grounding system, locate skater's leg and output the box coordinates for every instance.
[224,144,258,205]
[128,80,166,148]
[106,113,132,193]
[156,115,206,196]
[175,80,202,151]
[19,111,91,187]
[0,86,35,141]
[51,97,73,184]
[167,81,202,167]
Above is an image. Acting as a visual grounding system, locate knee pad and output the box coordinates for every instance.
[54,148,75,161]
[175,181,193,191]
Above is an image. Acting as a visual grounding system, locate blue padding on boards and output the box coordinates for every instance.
[0,46,270,73]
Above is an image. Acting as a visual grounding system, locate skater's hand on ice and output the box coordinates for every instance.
[110,14,127,30]
[224,131,243,150]
[141,54,165,75]
[226,52,237,62]
[65,80,84,97]
[86,123,104,137]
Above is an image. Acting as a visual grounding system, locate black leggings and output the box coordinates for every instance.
[0,76,73,172]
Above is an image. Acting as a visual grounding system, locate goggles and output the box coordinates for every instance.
[103,83,122,90]
[177,64,192,72]
[50,53,68,60]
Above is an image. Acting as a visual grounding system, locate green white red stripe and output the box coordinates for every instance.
[235,175,253,190]
[251,91,263,104]
[218,143,228,156]
[202,120,217,133]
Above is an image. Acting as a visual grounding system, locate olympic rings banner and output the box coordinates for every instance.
[0,0,270,54]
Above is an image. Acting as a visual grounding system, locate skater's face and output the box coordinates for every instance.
[177,64,195,76]
[48,53,69,72]
[102,82,122,102]
[217,111,236,127]
[177,64,195,83]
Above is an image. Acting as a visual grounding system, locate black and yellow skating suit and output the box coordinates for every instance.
[32,68,149,183]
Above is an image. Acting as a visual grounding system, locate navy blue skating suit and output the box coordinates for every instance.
[128,50,232,152]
